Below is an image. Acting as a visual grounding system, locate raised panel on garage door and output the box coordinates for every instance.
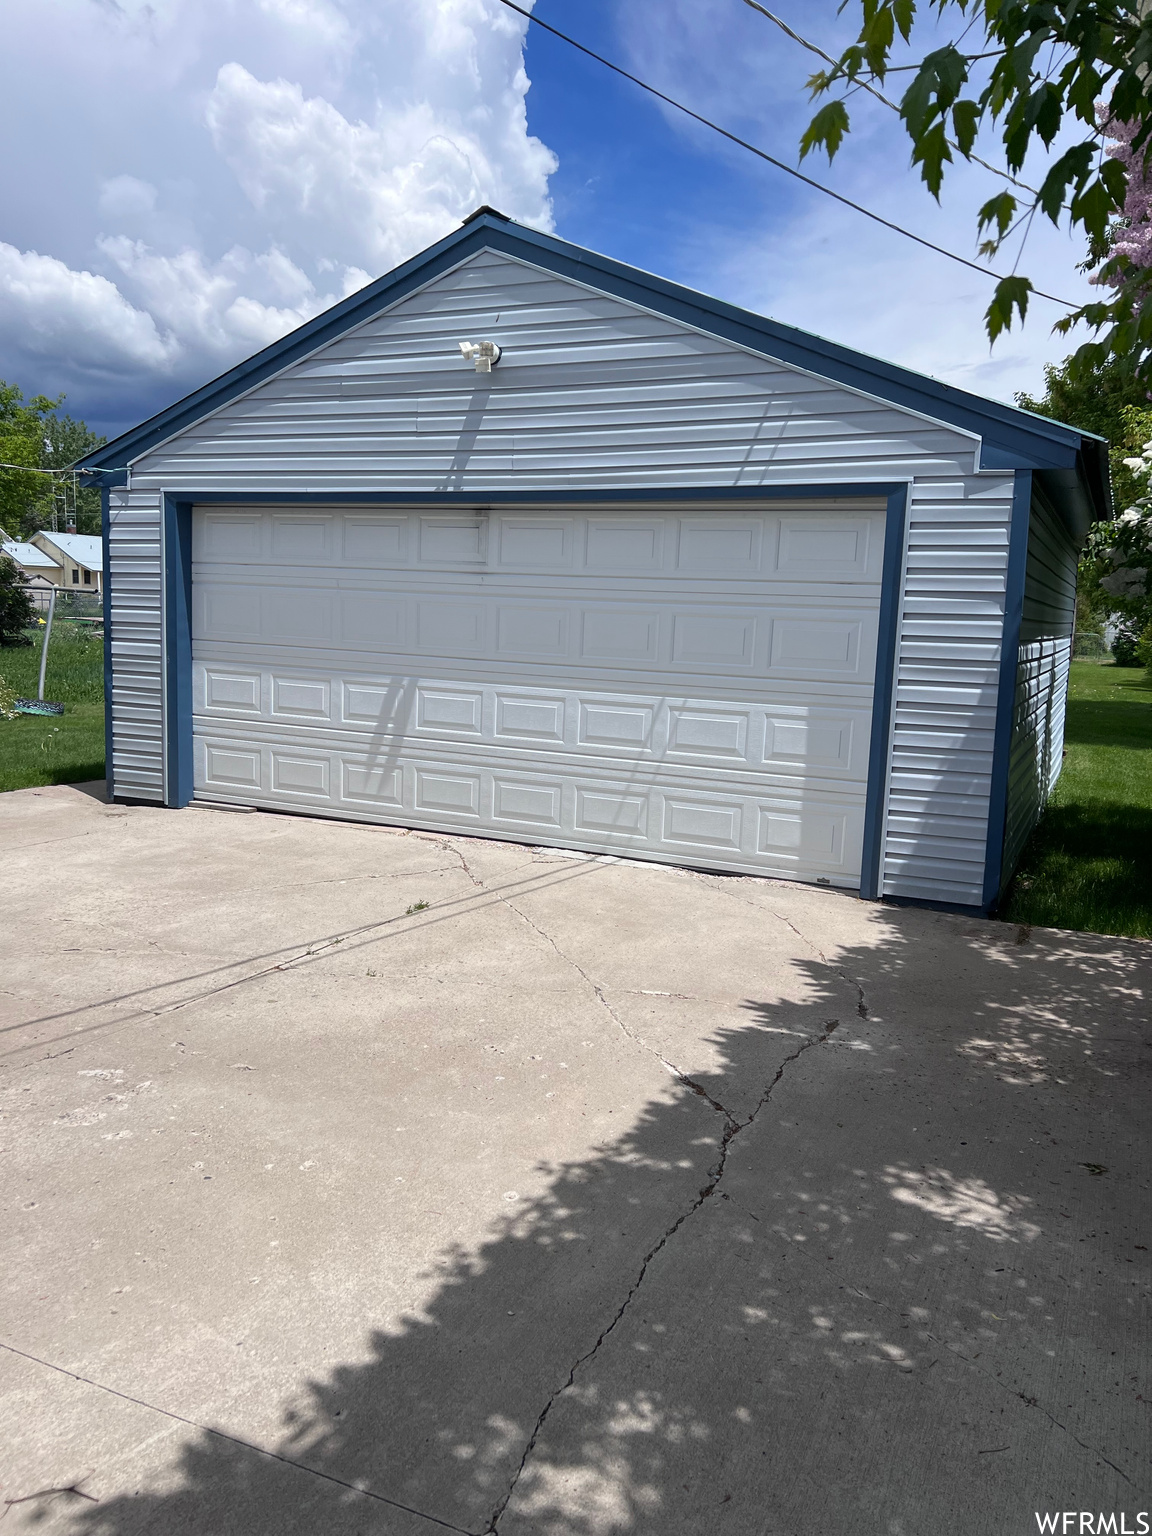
[191,501,885,886]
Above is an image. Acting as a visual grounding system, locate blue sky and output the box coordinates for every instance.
[0,0,1096,439]
[525,0,1093,399]
[527,0,828,271]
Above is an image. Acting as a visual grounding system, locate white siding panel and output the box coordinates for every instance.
[879,477,1014,906]
[108,489,164,800]
[109,249,1012,902]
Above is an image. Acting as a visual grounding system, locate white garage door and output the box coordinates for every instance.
[191,501,886,885]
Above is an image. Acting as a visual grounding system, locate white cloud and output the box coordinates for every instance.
[94,234,368,357]
[205,59,555,273]
[0,0,555,430]
[0,242,177,373]
[254,0,355,52]
[98,177,160,223]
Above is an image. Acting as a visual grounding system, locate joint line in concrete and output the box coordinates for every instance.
[0,1341,479,1534]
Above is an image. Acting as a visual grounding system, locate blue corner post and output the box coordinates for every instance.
[858,484,908,901]
[163,496,195,807]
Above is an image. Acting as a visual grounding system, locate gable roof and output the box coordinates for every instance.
[2,539,59,570]
[32,532,103,570]
[78,209,1109,526]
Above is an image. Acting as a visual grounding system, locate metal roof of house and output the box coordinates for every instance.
[32,532,103,571]
[2,539,60,569]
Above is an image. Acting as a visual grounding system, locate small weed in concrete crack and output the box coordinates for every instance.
[405,900,430,915]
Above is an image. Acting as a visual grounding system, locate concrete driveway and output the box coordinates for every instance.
[1,783,1148,1536]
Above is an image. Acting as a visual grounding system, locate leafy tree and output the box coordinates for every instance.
[1082,415,1152,661]
[38,414,105,538]
[1017,353,1151,643]
[1016,352,1148,504]
[0,380,106,539]
[1015,353,1146,443]
[797,2,1152,374]
[0,553,36,648]
[0,381,60,534]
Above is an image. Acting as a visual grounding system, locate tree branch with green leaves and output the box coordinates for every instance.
[799,1,1152,369]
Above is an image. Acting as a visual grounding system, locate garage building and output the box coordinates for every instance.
[78,209,1108,912]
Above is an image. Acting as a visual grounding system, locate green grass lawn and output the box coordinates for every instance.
[0,623,106,792]
[1003,660,1152,939]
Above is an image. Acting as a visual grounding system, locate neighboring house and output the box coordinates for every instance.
[1,536,63,586]
[77,209,1107,914]
[30,532,103,593]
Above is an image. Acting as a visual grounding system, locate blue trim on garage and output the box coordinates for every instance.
[76,214,1105,512]
[163,495,195,809]
[859,484,908,900]
[981,469,1033,912]
[101,487,114,802]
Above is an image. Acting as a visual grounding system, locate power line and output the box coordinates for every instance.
[497,0,1077,308]
[0,462,77,475]
[737,0,1037,195]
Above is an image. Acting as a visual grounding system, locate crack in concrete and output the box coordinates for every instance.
[846,1279,1139,1489]
[8,1047,76,1072]
[427,839,850,1527]
[1,828,107,854]
[709,878,870,1019]
[3,858,603,1063]
[486,1011,841,1532]
[620,987,701,1001]
[438,839,485,891]
[195,867,460,901]
[486,869,732,1116]
[758,1223,1139,1490]
[431,839,734,1111]
[349,845,1137,1498]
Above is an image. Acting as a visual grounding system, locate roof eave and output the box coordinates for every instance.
[1035,437,1112,547]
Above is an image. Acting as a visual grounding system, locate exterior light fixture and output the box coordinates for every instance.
[459,340,502,373]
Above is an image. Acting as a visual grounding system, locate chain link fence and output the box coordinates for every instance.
[21,581,103,629]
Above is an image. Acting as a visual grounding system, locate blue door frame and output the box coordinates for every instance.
[101,488,115,802]
[158,483,909,898]
[162,495,195,808]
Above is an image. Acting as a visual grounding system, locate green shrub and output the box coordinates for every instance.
[0,555,35,647]
[1112,621,1143,666]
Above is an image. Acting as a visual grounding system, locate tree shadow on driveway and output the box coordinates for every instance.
[49,908,1151,1536]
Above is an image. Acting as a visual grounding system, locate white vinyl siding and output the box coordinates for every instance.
[1002,491,1077,883]
[881,478,1012,905]
[107,488,164,801]
[112,248,1014,903]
